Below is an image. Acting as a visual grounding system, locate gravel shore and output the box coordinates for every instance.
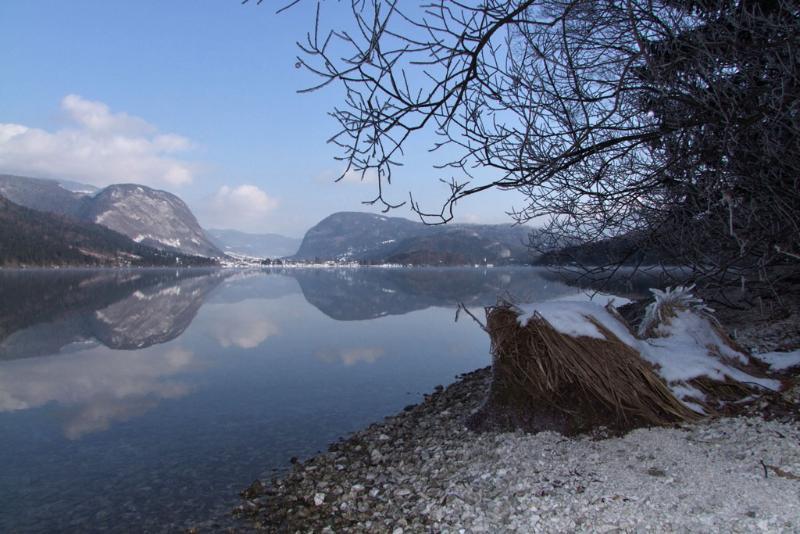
[235,366,800,533]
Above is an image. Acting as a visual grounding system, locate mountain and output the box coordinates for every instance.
[84,184,221,257]
[0,195,215,268]
[206,228,301,258]
[292,212,534,265]
[0,174,87,218]
[0,175,221,257]
[293,212,422,260]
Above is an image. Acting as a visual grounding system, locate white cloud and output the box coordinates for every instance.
[315,167,378,185]
[460,213,483,224]
[61,94,154,135]
[340,168,378,184]
[200,184,279,232]
[0,94,194,188]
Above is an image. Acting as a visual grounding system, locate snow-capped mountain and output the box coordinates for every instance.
[206,228,301,258]
[292,212,428,261]
[292,211,534,265]
[0,195,214,268]
[0,175,221,258]
[0,174,88,219]
[84,184,221,257]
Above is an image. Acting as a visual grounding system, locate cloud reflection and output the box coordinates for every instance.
[315,347,385,366]
[204,300,281,350]
[0,346,193,439]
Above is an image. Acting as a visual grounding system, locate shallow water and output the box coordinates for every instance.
[0,266,615,532]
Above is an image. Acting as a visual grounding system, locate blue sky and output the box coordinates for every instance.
[0,0,522,236]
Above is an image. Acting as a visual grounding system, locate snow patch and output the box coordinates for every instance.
[517,301,635,343]
[158,286,181,297]
[639,285,714,338]
[754,350,800,371]
[515,290,781,411]
[639,309,759,383]
[94,211,112,224]
[158,237,181,248]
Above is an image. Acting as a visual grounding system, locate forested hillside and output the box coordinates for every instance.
[0,196,215,267]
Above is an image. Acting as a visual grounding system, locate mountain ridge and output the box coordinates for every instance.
[206,228,301,258]
[293,211,534,265]
[0,175,221,257]
[84,183,221,257]
[0,195,215,268]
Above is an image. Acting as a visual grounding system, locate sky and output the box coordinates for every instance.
[0,1,524,237]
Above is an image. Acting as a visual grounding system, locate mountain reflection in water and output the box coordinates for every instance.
[0,266,615,532]
[0,267,579,359]
[0,268,226,360]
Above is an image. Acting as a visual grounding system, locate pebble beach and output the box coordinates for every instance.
[235,366,800,533]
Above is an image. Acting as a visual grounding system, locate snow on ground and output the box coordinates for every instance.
[157,237,181,248]
[241,369,800,533]
[754,350,800,371]
[425,417,800,533]
[641,308,779,391]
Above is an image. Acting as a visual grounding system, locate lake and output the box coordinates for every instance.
[0,266,639,532]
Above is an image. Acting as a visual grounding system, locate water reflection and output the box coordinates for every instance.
[0,267,579,358]
[0,267,597,532]
[290,266,575,320]
[205,300,281,349]
[315,346,386,366]
[0,345,193,439]
[0,267,582,435]
[91,275,222,349]
[0,269,224,360]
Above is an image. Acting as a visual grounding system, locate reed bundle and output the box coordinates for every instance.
[475,303,700,435]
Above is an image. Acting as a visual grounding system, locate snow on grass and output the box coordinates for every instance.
[754,350,800,371]
[515,287,782,411]
[640,308,779,391]
[517,301,637,344]
[638,285,714,338]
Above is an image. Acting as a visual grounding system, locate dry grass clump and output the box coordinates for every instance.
[638,285,714,338]
[474,303,699,435]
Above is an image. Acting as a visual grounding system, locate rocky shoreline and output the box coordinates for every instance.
[233,364,800,532]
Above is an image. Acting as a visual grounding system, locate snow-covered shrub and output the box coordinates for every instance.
[638,285,716,339]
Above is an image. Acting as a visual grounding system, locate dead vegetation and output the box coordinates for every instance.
[469,297,785,436]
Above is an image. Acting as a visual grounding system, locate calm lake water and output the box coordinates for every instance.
[0,267,647,532]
